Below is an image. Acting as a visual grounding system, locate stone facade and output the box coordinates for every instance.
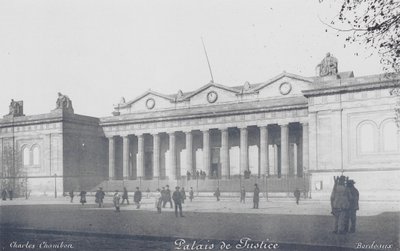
[1,71,399,199]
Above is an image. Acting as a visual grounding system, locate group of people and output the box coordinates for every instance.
[186,170,207,180]
[215,184,261,209]
[68,190,87,205]
[330,175,359,234]
[1,188,13,201]
[155,186,195,217]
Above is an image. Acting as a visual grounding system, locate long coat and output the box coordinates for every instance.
[253,187,260,202]
[134,191,142,203]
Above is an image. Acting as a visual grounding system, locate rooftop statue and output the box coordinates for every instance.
[317,52,338,77]
[6,99,24,117]
[55,92,74,112]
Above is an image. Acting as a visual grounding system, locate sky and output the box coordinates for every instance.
[0,0,383,118]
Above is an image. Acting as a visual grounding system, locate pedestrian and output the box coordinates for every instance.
[346,180,359,233]
[172,186,184,217]
[180,187,186,204]
[155,189,162,214]
[330,176,351,234]
[253,184,260,209]
[95,187,105,208]
[133,187,142,209]
[240,187,246,203]
[214,187,220,201]
[121,187,130,205]
[189,187,194,202]
[1,188,7,201]
[187,171,191,181]
[79,190,87,205]
[69,190,74,203]
[163,185,173,208]
[113,190,121,212]
[294,188,301,205]
[8,189,13,200]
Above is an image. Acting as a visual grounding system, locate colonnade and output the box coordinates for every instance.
[107,123,309,180]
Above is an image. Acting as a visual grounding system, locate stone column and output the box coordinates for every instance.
[153,133,160,178]
[137,134,144,178]
[169,132,176,180]
[302,123,309,174]
[280,124,289,176]
[240,127,249,173]
[122,136,130,180]
[220,128,230,178]
[185,131,193,174]
[202,130,210,176]
[259,126,269,176]
[308,112,318,171]
[108,136,115,179]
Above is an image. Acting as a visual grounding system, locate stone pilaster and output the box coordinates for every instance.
[169,132,176,180]
[259,126,269,176]
[280,124,289,176]
[220,128,230,178]
[153,133,160,178]
[137,134,144,178]
[302,123,309,173]
[122,136,129,179]
[240,127,249,173]
[108,137,115,180]
[202,130,210,175]
[185,131,193,174]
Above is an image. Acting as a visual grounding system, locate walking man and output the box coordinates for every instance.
[121,187,130,205]
[214,187,220,201]
[189,187,194,202]
[79,190,87,205]
[163,185,173,208]
[180,187,186,204]
[172,186,184,217]
[253,184,260,209]
[330,176,351,234]
[113,190,121,212]
[95,187,105,208]
[294,188,301,205]
[133,187,142,209]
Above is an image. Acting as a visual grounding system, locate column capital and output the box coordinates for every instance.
[183,130,192,134]
[219,127,229,132]
[167,131,176,136]
[278,123,289,127]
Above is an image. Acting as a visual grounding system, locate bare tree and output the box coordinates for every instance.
[321,0,399,73]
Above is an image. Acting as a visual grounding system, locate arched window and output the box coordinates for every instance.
[358,122,376,153]
[22,147,30,166]
[32,146,40,166]
[382,120,398,152]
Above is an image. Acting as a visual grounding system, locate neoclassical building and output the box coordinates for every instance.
[1,56,399,199]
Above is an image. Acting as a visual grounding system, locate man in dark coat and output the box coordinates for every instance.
[172,186,184,217]
[95,187,105,208]
[214,187,220,201]
[69,190,74,203]
[79,190,87,205]
[133,187,142,209]
[253,184,260,209]
[294,188,301,205]
[2,189,7,201]
[180,187,186,204]
[8,189,13,200]
[163,185,173,208]
[121,187,130,205]
[346,180,359,233]
[330,176,352,234]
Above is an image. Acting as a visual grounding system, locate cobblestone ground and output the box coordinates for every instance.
[0,197,399,251]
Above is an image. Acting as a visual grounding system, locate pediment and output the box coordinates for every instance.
[117,90,176,113]
[184,82,240,106]
[253,72,313,98]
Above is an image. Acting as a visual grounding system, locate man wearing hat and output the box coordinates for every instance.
[346,180,359,233]
[133,187,142,209]
[163,185,173,208]
[172,186,184,217]
[95,187,105,208]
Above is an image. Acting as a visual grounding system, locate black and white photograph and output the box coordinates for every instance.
[0,1,399,250]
